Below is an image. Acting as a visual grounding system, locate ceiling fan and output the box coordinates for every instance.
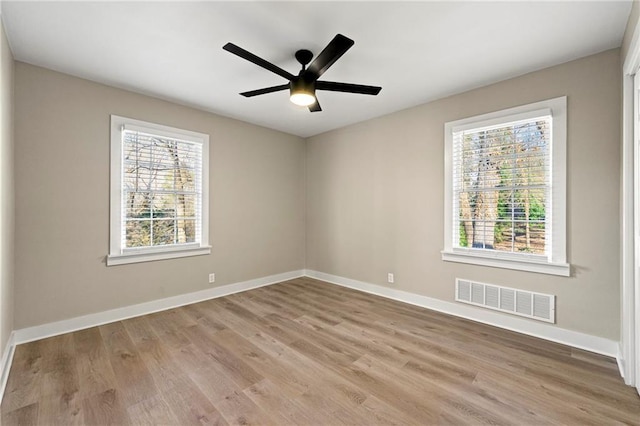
[223,34,381,112]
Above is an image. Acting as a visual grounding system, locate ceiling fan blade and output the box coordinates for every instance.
[240,84,289,97]
[316,81,382,95]
[308,98,322,112]
[223,42,295,81]
[304,34,354,81]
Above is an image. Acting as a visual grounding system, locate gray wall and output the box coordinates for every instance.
[0,18,14,351]
[10,48,624,342]
[14,63,306,328]
[306,49,621,340]
[622,0,639,61]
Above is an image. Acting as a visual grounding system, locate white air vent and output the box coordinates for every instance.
[455,278,555,323]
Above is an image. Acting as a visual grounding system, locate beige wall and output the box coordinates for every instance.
[14,62,305,328]
[0,18,14,350]
[306,49,621,340]
[8,47,624,341]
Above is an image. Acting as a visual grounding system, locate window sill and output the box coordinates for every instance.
[107,245,211,266]
[441,250,570,277]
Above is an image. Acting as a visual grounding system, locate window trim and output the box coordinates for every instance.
[107,115,210,266]
[442,97,569,276]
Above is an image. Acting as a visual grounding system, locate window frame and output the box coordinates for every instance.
[107,115,210,266]
[442,97,569,276]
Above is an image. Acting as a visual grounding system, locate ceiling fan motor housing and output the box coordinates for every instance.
[290,77,314,94]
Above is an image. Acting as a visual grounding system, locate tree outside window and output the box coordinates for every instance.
[455,119,549,255]
[123,132,200,248]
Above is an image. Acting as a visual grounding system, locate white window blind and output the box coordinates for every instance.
[121,128,203,250]
[452,114,551,258]
[108,116,210,266]
[442,97,568,276]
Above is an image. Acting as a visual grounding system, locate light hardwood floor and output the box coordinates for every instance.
[1,277,639,425]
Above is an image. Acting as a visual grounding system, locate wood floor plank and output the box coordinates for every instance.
[242,289,306,320]
[196,300,266,341]
[269,284,381,327]
[243,378,316,424]
[2,341,45,412]
[159,376,227,426]
[2,277,638,425]
[146,308,198,335]
[1,402,39,426]
[471,370,615,425]
[181,324,264,389]
[212,328,312,397]
[214,389,280,426]
[207,297,299,346]
[38,334,82,423]
[181,302,229,333]
[379,311,631,397]
[170,344,246,405]
[99,321,158,406]
[248,323,442,423]
[144,309,196,352]
[185,364,244,406]
[134,337,191,394]
[73,327,118,400]
[126,393,179,425]
[169,343,215,374]
[294,389,371,426]
[121,316,159,346]
[296,314,411,369]
[37,391,84,425]
[381,355,537,425]
[80,388,130,426]
[357,394,425,426]
[240,326,380,425]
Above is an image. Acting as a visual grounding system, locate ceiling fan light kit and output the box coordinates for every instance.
[223,34,381,112]
[289,78,316,106]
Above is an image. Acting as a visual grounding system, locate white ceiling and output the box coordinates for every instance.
[1,1,632,138]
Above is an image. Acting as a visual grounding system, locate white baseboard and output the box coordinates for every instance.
[0,331,16,404]
[304,269,620,358]
[617,352,625,381]
[1,267,624,405]
[13,269,304,345]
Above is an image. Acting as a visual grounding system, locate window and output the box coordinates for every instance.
[442,97,569,276]
[108,115,210,266]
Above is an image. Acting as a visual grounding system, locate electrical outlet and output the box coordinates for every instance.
[387,273,394,284]
[209,273,215,283]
